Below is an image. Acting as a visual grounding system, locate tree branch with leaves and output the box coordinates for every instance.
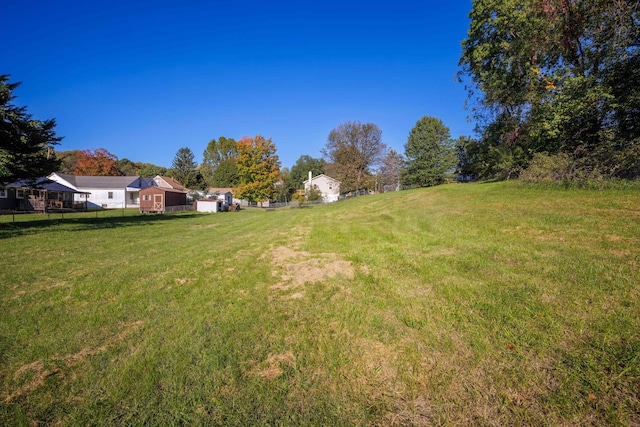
[235,135,281,203]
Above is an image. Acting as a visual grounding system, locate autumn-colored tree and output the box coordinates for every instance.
[74,148,120,176]
[235,135,280,203]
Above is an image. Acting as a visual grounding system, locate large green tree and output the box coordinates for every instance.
[274,167,294,202]
[290,155,326,189]
[118,158,139,176]
[322,121,386,194]
[235,135,280,203]
[201,136,238,188]
[138,163,168,178]
[56,150,80,174]
[402,116,456,187]
[0,75,61,186]
[170,147,200,189]
[459,0,640,178]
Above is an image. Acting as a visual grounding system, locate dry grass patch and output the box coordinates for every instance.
[266,245,355,297]
[9,278,69,301]
[250,351,297,379]
[2,320,144,404]
[4,361,63,404]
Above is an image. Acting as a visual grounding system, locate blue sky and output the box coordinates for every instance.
[3,0,475,169]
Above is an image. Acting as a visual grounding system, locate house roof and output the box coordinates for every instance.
[208,187,234,194]
[140,186,188,194]
[52,173,151,189]
[303,174,341,185]
[7,178,88,193]
[154,176,188,191]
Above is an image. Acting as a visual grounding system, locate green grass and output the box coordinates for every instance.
[1,181,639,426]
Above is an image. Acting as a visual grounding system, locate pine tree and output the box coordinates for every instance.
[0,75,61,185]
[401,116,456,187]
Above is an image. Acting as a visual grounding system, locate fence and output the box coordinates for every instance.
[164,205,194,214]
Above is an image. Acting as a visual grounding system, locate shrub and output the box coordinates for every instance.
[520,153,575,183]
[518,152,640,189]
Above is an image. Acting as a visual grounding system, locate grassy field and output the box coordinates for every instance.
[1,181,639,426]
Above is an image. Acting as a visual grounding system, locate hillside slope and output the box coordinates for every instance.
[1,181,639,425]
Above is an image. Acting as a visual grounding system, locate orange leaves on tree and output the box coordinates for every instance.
[234,135,280,203]
[74,148,121,176]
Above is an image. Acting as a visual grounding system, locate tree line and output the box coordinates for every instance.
[2,72,460,201]
[457,0,639,180]
[4,2,638,192]
[3,68,458,203]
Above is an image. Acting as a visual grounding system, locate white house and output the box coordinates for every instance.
[48,173,155,209]
[207,188,237,205]
[303,173,341,202]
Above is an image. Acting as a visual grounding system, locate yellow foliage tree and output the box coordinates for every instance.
[234,135,280,203]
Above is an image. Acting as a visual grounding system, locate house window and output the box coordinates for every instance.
[329,183,333,190]
[16,189,25,199]
[108,192,113,199]
[0,189,6,198]
[143,195,150,201]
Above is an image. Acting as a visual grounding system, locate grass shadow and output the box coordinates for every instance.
[0,212,201,239]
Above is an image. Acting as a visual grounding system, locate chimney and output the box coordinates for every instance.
[308,171,312,189]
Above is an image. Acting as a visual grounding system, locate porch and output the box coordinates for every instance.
[7,179,89,212]
[21,191,88,212]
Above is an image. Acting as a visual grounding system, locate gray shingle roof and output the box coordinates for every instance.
[54,174,152,189]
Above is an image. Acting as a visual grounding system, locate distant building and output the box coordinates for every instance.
[1,178,88,212]
[139,176,189,213]
[48,173,155,209]
[303,173,341,202]
[207,188,235,205]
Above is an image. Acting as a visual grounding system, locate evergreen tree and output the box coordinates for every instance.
[0,75,61,185]
[170,147,199,188]
[402,116,456,187]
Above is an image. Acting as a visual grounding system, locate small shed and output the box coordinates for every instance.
[196,199,224,213]
[139,187,187,213]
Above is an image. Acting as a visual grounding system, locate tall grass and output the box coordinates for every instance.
[1,181,638,425]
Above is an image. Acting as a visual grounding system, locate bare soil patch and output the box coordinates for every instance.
[266,245,355,297]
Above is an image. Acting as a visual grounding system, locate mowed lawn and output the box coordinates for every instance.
[1,181,639,426]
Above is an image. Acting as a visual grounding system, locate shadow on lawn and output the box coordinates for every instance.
[0,212,200,239]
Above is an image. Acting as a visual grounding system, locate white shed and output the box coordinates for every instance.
[197,199,223,213]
